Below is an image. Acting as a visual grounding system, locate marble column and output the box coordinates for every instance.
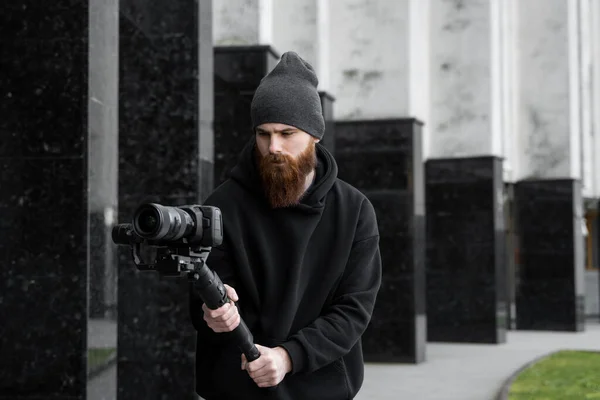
[594,0,600,201]
[426,0,507,343]
[512,0,587,331]
[331,0,429,363]
[593,1,600,314]
[117,1,214,399]
[0,0,118,397]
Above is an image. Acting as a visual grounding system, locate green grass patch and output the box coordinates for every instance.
[508,350,600,400]
[88,348,116,371]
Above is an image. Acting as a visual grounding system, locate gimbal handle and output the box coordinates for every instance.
[189,261,261,363]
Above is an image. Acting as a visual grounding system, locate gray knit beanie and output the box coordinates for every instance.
[250,51,325,140]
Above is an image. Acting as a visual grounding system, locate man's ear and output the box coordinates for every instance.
[314,138,320,144]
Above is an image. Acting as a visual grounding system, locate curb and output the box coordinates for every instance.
[494,351,557,400]
[87,351,117,380]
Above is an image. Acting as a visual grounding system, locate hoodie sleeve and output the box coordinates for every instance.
[280,198,382,374]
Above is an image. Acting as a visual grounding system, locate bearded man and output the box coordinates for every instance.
[190,51,382,400]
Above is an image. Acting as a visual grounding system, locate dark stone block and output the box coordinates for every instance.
[119,0,197,39]
[514,179,585,331]
[117,362,198,400]
[215,45,279,91]
[319,91,336,155]
[0,169,89,392]
[117,1,214,399]
[503,183,517,329]
[0,38,86,158]
[426,157,507,343]
[335,119,426,363]
[0,1,87,41]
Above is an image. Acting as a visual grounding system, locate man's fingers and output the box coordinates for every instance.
[202,302,225,319]
[222,312,240,329]
[246,359,268,374]
[245,349,269,373]
[254,376,277,386]
[216,303,237,321]
[210,313,240,333]
[202,300,240,332]
[204,302,235,320]
[224,284,239,302]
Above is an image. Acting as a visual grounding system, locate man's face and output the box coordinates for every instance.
[255,123,319,208]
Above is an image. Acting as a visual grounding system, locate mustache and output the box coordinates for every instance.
[263,153,290,163]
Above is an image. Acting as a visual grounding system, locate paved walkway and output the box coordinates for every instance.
[356,321,600,400]
[88,321,600,400]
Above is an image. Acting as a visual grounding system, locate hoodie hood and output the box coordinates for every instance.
[228,135,338,213]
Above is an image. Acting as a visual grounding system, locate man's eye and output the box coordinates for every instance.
[282,131,294,136]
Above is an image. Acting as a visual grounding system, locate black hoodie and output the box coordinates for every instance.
[190,136,382,400]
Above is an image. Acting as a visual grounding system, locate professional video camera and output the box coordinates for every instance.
[112,202,261,363]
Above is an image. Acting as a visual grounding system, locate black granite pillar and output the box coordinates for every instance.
[335,119,426,363]
[504,183,518,329]
[0,2,90,398]
[118,1,214,399]
[426,157,507,343]
[513,179,585,331]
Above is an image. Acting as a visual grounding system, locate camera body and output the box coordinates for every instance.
[112,203,223,277]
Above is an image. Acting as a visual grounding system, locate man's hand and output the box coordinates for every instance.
[202,284,240,333]
[241,345,292,388]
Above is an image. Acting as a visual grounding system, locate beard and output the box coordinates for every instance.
[256,141,317,209]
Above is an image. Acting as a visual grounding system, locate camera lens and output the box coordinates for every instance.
[132,203,195,241]
[137,209,159,234]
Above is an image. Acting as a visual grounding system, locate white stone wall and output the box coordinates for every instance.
[329,0,411,120]
[272,0,317,69]
[428,0,497,159]
[580,0,594,196]
[499,0,519,182]
[213,0,272,45]
[591,0,600,198]
[271,0,331,91]
[514,0,580,180]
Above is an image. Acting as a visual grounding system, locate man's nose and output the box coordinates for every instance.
[269,136,283,154]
